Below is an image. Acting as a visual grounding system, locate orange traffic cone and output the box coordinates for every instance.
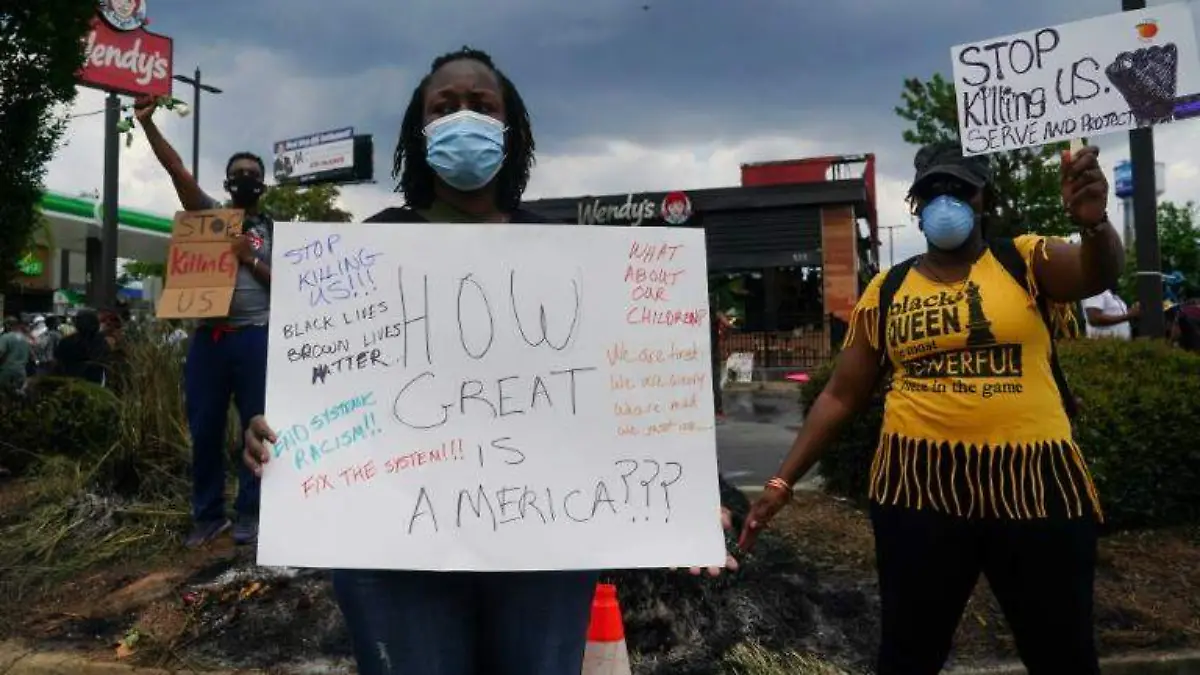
[581,583,631,675]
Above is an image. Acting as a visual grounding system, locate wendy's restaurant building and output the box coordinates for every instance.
[521,154,880,376]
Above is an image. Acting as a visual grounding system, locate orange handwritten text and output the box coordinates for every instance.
[640,371,708,389]
[301,473,336,499]
[628,242,683,263]
[339,460,377,487]
[606,341,701,366]
[625,306,708,327]
[610,374,636,390]
[624,266,686,285]
[625,265,686,303]
[617,419,713,437]
[614,400,662,417]
[384,439,465,474]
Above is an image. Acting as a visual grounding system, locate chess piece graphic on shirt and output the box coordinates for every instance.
[964,281,996,347]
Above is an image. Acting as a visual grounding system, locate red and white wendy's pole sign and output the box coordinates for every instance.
[77,0,173,98]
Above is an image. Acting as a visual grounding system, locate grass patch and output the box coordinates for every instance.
[0,323,237,629]
[721,642,854,674]
[0,460,185,607]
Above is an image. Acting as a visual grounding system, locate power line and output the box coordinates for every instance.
[67,104,132,120]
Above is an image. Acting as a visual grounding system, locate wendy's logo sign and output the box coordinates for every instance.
[99,0,147,31]
[660,191,693,225]
[77,0,173,98]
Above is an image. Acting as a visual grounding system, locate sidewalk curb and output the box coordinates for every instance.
[947,650,1200,675]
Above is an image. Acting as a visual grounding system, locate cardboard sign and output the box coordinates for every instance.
[156,210,243,319]
[951,2,1200,156]
[258,222,726,572]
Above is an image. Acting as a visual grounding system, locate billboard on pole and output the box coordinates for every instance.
[272,128,360,186]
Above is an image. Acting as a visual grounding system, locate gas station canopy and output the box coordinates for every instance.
[39,190,172,263]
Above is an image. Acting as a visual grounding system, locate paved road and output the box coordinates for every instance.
[716,419,796,490]
[715,386,822,492]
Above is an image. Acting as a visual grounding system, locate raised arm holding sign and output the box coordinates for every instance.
[139,110,276,550]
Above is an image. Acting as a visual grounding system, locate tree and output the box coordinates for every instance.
[895,74,1073,238]
[1158,202,1200,299]
[122,260,165,281]
[0,3,95,284]
[1120,201,1200,301]
[259,184,353,222]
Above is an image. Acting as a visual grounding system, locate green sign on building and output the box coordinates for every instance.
[17,252,43,276]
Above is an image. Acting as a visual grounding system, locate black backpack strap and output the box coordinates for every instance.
[876,257,919,365]
[988,238,1079,418]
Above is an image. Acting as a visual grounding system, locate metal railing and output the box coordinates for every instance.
[719,327,831,371]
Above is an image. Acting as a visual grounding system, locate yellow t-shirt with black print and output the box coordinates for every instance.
[845,235,1101,521]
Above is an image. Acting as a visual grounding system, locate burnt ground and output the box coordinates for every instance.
[2,483,1198,674]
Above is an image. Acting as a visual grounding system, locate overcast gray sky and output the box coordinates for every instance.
[49,0,1200,263]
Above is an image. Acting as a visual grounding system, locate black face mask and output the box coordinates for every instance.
[226,174,265,207]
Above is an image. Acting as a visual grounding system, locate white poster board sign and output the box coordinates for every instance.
[258,222,726,571]
[951,2,1200,156]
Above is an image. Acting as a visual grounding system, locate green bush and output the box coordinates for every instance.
[0,377,120,474]
[0,326,196,604]
[806,339,1200,530]
[799,373,882,504]
[105,322,193,499]
[0,324,197,496]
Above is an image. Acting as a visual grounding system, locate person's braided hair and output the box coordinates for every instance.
[393,46,535,212]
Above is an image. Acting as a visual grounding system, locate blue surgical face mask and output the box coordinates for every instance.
[920,195,977,251]
[423,110,506,192]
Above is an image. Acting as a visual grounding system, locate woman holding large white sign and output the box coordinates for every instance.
[244,46,734,675]
[740,141,1122,674]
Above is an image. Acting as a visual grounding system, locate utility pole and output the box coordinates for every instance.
[1122,0,1165,337]
[172,67,222,182]
[879,224,904,267]
[97,92,121,309]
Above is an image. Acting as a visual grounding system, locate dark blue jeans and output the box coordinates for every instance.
[184,325,267,522]
[331,569,599,675]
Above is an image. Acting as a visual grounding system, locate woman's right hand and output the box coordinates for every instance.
[244,415,277,478]
[737,485,792,552]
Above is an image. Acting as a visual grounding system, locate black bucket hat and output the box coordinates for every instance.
[913,141,992,190]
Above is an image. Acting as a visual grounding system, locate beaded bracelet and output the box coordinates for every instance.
[765,476,793,499]
[1074,211,1109,238]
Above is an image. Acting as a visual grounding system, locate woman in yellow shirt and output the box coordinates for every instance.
[740,141,1123,675]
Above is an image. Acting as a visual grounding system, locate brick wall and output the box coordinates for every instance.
[820,205,859,323]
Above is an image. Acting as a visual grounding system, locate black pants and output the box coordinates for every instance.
[871,503,1099,675]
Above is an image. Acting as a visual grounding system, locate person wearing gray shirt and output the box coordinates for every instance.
[137,97,272,549]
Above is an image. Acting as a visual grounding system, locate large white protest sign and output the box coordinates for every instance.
[951,3,1200,156]
[258,222,727,571]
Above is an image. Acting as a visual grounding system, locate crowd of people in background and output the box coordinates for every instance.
[0,305,137,395]
[1082,286,1200,349]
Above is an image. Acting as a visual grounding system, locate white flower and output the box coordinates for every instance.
[173,102,190,118]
